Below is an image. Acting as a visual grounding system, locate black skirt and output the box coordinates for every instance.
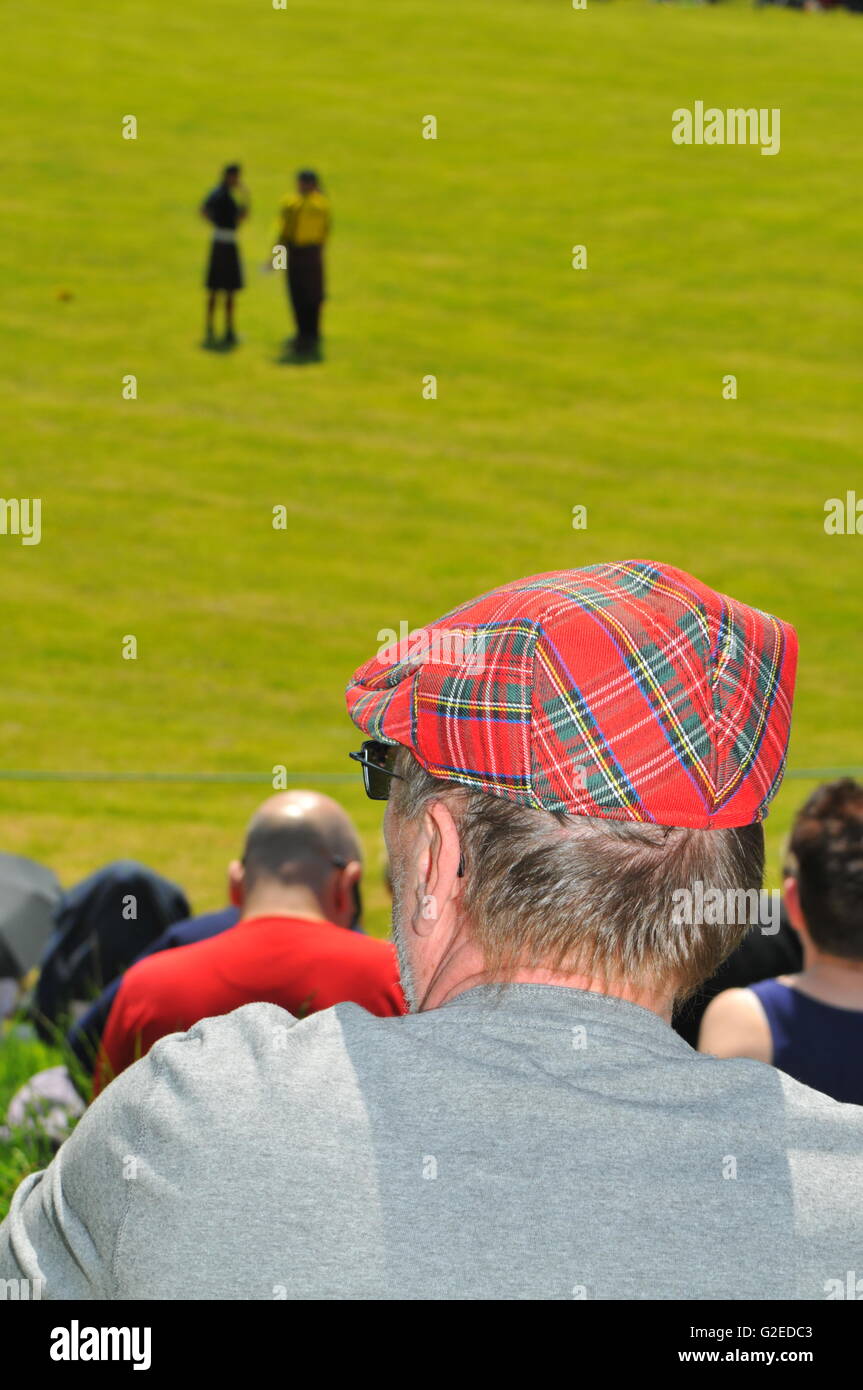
[206,240,243,291]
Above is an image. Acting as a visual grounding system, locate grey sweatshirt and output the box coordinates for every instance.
[1,983,862,1299]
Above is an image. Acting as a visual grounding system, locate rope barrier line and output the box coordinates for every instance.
[0,768,861,786]
[785,769,863,780]
[0,771,354,785]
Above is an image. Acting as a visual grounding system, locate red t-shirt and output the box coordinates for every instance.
[94,914,405,1094]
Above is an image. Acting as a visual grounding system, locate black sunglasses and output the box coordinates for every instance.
[349,741,465,877]
[349,740,406,801]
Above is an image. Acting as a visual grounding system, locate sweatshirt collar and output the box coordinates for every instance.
[434,982,691,1051]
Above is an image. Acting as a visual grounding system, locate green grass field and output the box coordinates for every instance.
[2,0,862,1211]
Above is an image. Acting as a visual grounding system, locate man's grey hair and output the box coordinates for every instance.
[390,748,764,1001]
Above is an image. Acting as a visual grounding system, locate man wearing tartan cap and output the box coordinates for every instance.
[348,560,797,829]
[347,560,800,1018]
[2,561,862,1301]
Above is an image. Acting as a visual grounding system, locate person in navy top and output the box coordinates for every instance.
[200,163,249,348]
[700,778,863,1105]
[66,906,240,1077]
[672,905,802,1047]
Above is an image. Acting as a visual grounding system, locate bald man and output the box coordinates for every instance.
[93,792,404,1094]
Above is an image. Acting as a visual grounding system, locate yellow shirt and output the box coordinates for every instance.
[275,191,331,247]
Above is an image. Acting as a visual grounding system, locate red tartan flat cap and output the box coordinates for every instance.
[345,562,798,828]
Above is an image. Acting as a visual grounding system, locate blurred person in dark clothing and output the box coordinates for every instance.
[66,905,239,1076]
[34,861,190,1043]
[201,163,249,348]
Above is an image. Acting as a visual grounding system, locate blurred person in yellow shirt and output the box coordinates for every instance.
[274,170,331,358]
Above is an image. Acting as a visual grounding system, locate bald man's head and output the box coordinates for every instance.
[235,791,363,927]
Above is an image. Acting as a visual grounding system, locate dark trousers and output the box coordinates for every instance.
[287,244,325,346]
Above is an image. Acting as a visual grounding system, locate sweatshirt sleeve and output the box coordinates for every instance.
[0,1052,157,1299]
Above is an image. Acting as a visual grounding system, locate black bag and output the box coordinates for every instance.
[33,860,190,1040]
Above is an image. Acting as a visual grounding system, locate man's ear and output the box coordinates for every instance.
[415,799,463,936]
[783,875,804,934]
[335,860,362,925]
[228,859,245,908]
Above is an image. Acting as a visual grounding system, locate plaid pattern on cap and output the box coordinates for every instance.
[345,562,798,828]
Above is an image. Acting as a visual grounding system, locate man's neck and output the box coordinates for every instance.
[240,901,330,926]
[424,966,675,1022]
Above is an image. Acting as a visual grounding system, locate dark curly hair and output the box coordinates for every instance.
[788,779,863,959]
